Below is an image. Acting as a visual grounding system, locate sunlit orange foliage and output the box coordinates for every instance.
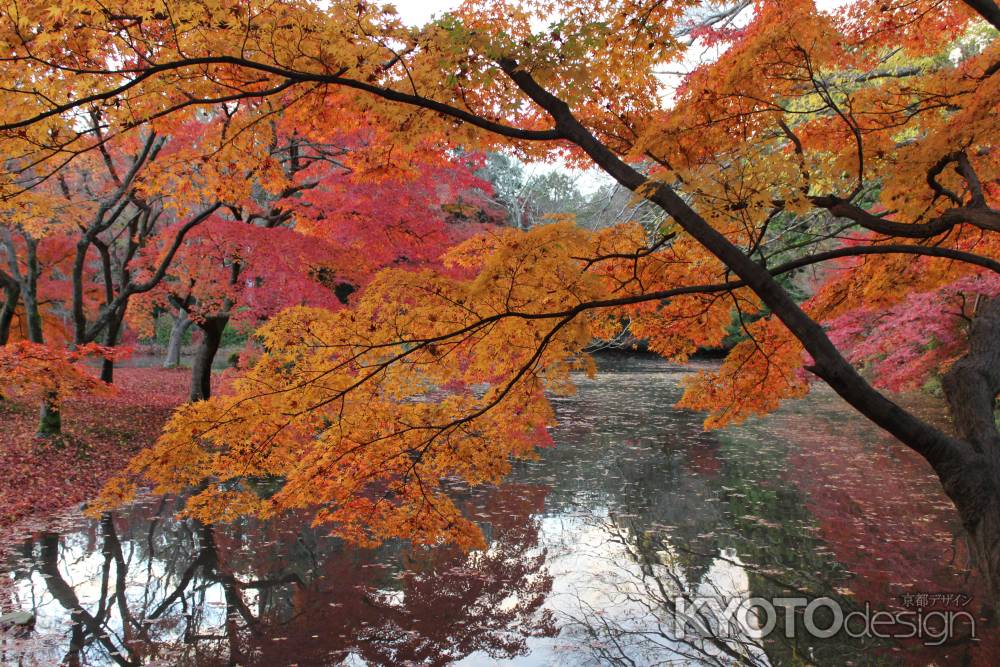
[0,0,992,553]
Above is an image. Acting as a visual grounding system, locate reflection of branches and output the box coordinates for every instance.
[26,514,299,665]
[9,487,555,666]
[552,482,913,667]
[38,526,137,667]
[554,510,769,667]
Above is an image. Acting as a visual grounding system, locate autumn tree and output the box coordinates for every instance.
[58,125,223,384]
[3,0,1000,603]
[129,118,497,401]
[0,112,225,432]
[134,218,349,401]
[0,211,89,433]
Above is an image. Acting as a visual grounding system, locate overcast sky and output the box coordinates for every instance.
[389,1,459,26]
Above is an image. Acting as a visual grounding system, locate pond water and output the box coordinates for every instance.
[1,356,995,666]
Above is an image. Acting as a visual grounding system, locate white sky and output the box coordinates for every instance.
[388,1,459,26]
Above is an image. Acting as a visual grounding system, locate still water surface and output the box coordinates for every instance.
[0,356,994,665]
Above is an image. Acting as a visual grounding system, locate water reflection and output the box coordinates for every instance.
[1,356,995,665]
[2,485,555,666]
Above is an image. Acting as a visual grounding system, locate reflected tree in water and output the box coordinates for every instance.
[533,368,989,666]
[1,484,554,666]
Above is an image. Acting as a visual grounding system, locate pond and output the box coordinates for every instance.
[1,356,995,666]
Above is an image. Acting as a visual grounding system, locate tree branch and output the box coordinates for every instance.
[497,56,976,481]
[0,57,563,143]
[811,195,1000,237]
[962,0,1000,31]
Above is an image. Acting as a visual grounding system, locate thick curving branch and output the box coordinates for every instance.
[496,56,976,483]
[0,56,563,143]
[811,195,1000,238]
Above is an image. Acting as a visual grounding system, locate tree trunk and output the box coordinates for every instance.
[37,397,62,437]
[189,316,227,402]
[21,237,62,436]
[22,238,44,346]
[100,357,115,384]
[0,280,18,345]
[0,281,15,401]
[164,309,190,368]
[940,295,1000,612]
[959,488,1000,615]
[99,309,124,384]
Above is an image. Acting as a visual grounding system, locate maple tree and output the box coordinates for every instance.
[0,112,224,433]
[0,227,91,434]
[128,130,497,401]
[0,232,75,348]
[2,0,1000,603]
[57,128,222,385]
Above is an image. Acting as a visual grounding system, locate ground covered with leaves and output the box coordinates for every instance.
[0,366,189,540]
